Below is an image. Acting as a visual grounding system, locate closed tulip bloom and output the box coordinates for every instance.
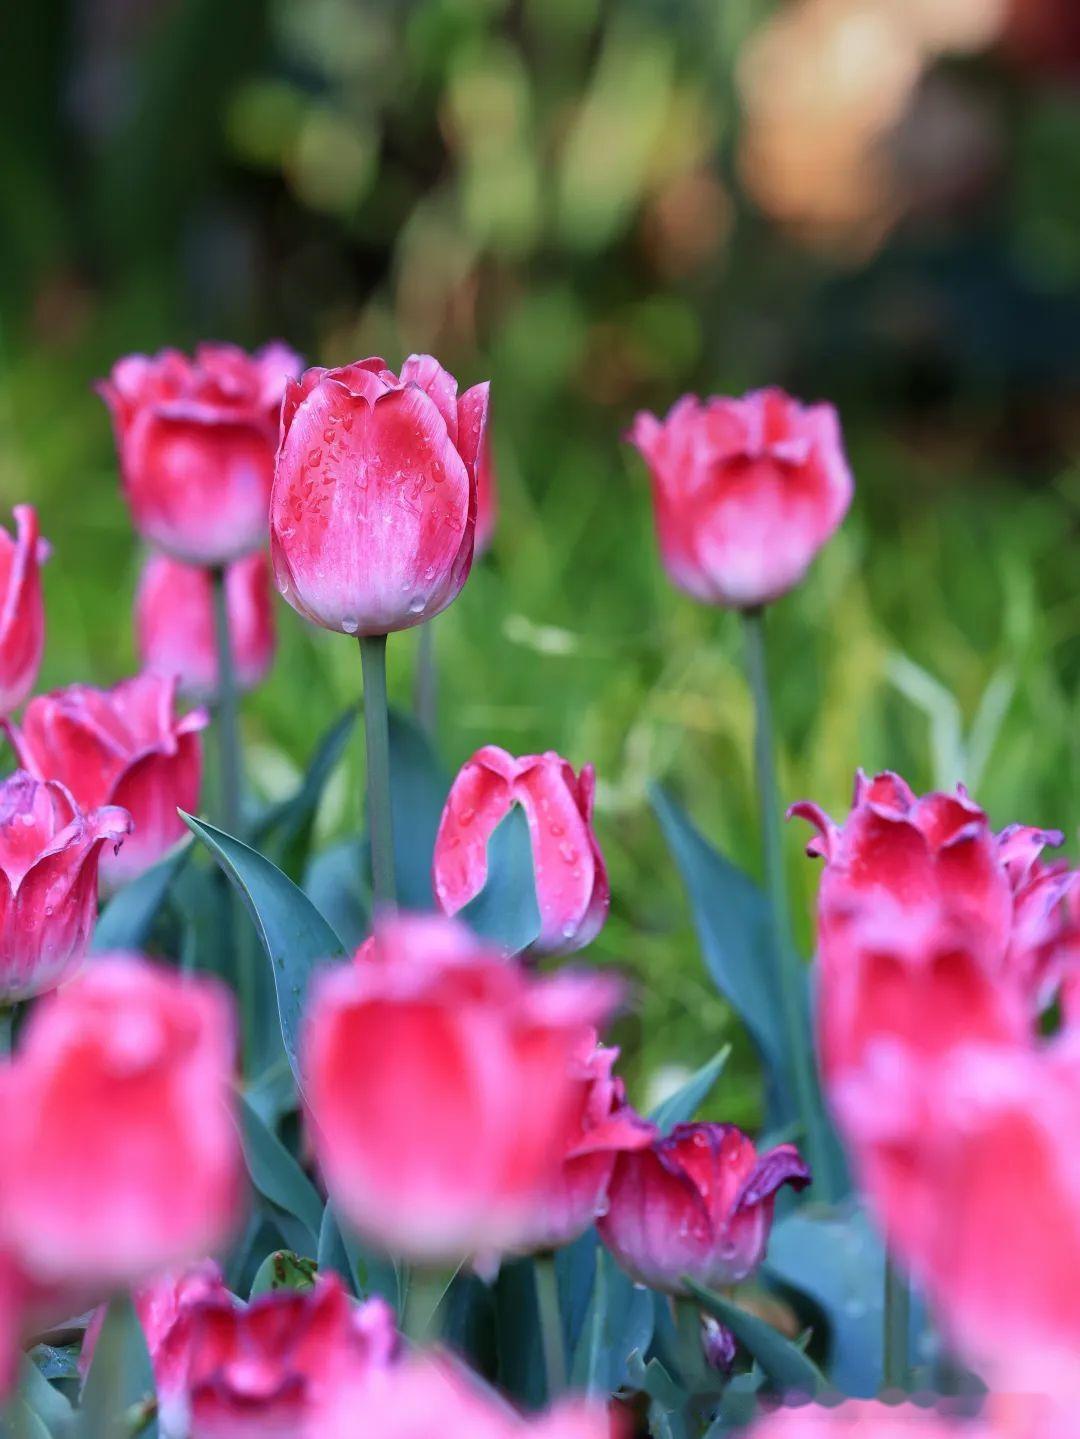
[0,505,48,716]
[598,1123,810,1295]
[5,674,207,887]
[0,771,130,1001]
[303,914,621,1264]
[627,386,853,609]
[136,552,276,703]
[98,342,302,565]
[269,354,488,635]
[433,746,609,954]
[0,955,243,1286]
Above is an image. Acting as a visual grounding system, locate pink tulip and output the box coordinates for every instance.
[136,551,276,703]
[433,746,609,954]
[627,386,852,609]
[0,505,48,716]
[474,421,497,557]
[98,342,302,565]
[303,913,621,1264]
[0,771,130,1000]
[269,354,488,635]
[5,673,207,886]
[0,955,243,1287]
[744,1400,997,1439]
[0,1250,101,1398]
[597,1123,810,1295]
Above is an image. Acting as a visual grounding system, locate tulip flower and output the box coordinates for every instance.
[0,771,130,1001]
[626,386,852,610]
[744,1400,996,1438]
[303,913,621,1264]
[0,505,48,716]
[5,673,207,887]
[98,342,302,566]
[136,551,276,703]
[433,746,609,954]
[0,955,243,1286]
[474,420,497,557]
[597,1123,810,1295]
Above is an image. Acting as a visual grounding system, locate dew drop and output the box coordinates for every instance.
[408,596,426,614]
[549,822,564,838]
[459,806,476,826]
[558,841,577,863]
[307,448,323,467]
[341,616,359,635]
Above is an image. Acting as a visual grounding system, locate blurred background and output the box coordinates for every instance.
[1,0,1078,1115]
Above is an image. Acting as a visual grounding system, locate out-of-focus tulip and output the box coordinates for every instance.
[0,1250,101,1398]
[0,955,243,1286]
[0,506,48,716]
[136,551,276,703]
[597,1123,810,1295]
[79,1261,228,1388]
[303,913,620,1264]
[6,674,207,887]
[474,423,497,557]
[98,342,302,566]
[433,746,609,954]
[521,1032,656,1252]
[627,387,852,609]
[269,354,488,636]
[0,771,130,1001]
[745,1399,996,1438]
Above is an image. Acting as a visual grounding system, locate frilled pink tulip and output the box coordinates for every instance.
[99,342,302,565]
[5,673,207,887]
[597,1123,810,1295]
[136,551,276,703]
[0,506,48,716]
[433,746,609,954]
[0,771,130,1001]
[303,913,621,1264]
[79,1260,228,1388]
[0,955,243,1286]
[521,1032,656,1252]
[627,386,853,609]
[269,354,488,635]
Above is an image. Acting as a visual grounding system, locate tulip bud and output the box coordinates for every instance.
[627,386,853,609]
[433,746,610,954]
[597,1123,810,1295]
[0,506,48,716]
[269,355,488,636]
[136,551,275,703]
[98,342,302,565]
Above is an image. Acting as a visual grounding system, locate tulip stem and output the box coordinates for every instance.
[414,621,438,736]
[741,607,823,1187]
[535,1254,567,1399]
[359,634,396,911]
[210,566,243,836]
[883,1256,911,1392]
[0,1007,11,1055]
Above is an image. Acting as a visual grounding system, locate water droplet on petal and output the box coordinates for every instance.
[558,842,577,863]
[307,448,323,467]
[408,596,426,614]
[459,807,476,826]
[341,616,359,635]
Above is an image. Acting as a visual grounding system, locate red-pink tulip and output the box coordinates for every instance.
[136,551,276,703]
[521,1032,656,1252]
[303,913,620,1264]
[745,1401,996,1439]
[99,342,302,565]
[0,770,130,1001]
[474,421,497,557]
[627,386,853,609]
[597,1123,810,1295]
[269,354,488,635]
[0,955,243,1286]
[433,746,610,954]
[5,673,207,887]
[0,506,48,716]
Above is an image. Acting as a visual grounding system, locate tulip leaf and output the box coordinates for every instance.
[80,1292,155,1435]
[181,813,346,1089]
[387,709,449,910]
[238,1092,324,1244]
[304,837,369,952]
[684,1278,824,1397]
[91,840,192,953]
[494,1259,547,1409]
[252,707,358,881]
[318,1203,401,1313]
[461,805,542,954]
[249,1249,318,1297]
[18,1357,73,1428]
[570,1245,654,1397]
[649,1045,732,1133]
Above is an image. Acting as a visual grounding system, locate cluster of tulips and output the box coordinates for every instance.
[0,337,1070,1438]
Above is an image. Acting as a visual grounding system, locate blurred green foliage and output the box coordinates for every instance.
[1,0,1078,1120]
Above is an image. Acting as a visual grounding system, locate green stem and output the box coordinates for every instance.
[534,1255,566,1400]
[883,1256,911,1392]
[741,608,823,1185]
[0,1006,12,1056]
[359,634,396,911]
[403,1268,445,1345]
[414,621,438,736]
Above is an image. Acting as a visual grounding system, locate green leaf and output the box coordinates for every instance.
[494,1259,547,1411]
[92,841,191,953]
[249,1249,317,1297]
[461,805,541,954]
[28,1345,80,1383]
[253,708,358,881]
[304,838,369,952]
[387,709,449,910]
[649,1046,731,1133]
[182,813,346,1088]
[7,1400,51,1439]
[317,1204,401,1314]
[238,1093,324,1243]
[570,1246,654,1398]
[18,1356,73,1429]
[80,1293,155,1439]
[684,1279,824,1397]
